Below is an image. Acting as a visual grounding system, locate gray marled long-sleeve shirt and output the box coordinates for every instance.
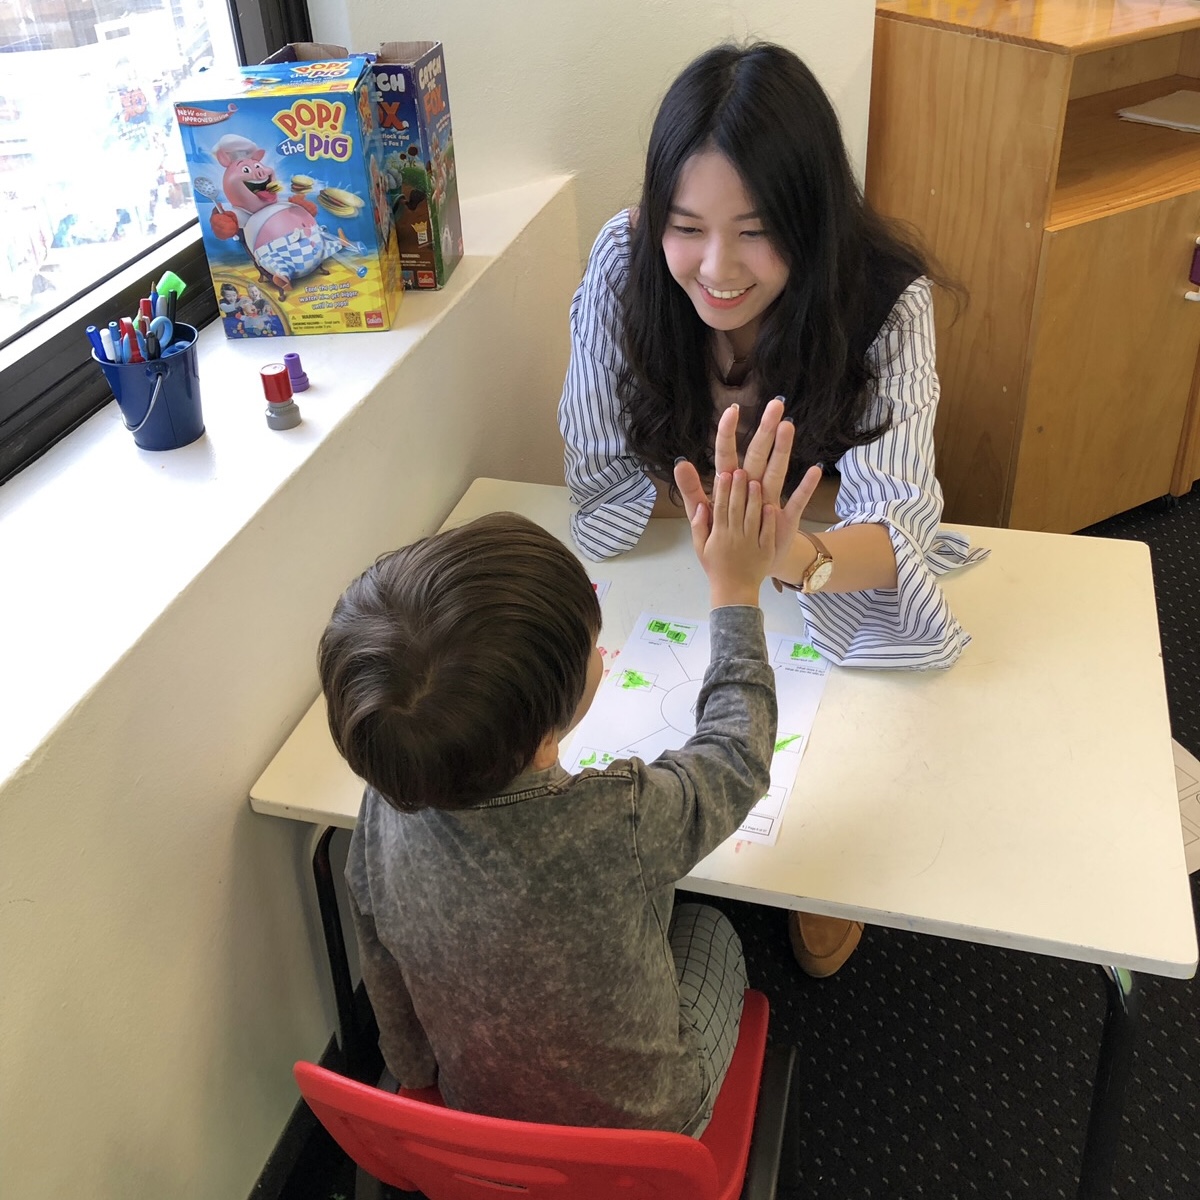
[345,605,776,1132]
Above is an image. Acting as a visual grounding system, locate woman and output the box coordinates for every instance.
[558,42,986,975]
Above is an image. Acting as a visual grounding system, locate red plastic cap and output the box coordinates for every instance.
[260,362,293,404]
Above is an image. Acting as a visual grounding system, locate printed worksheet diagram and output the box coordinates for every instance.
[1174,738,1200,875]
[561,612,830,845]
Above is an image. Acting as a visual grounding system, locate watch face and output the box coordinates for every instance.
[806,559,834,593]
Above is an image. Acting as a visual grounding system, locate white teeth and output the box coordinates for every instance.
[703,285,749,300]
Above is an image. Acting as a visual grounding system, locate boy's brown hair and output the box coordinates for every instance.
[318,512,602,811]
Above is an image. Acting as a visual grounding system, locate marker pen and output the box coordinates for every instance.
[86,325,107,361]
[99,326,116,363]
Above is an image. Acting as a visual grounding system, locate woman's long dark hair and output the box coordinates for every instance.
[620,42,933,488]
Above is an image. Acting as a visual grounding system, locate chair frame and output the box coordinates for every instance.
[298,989,798,1200]
[352,1044,797,1200]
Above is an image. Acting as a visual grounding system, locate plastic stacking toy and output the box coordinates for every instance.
[260,362,302,430]
[284,351,310,392]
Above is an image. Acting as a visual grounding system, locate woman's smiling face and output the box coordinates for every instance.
[661,148,789,344]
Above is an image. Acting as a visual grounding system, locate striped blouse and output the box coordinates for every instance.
[557,211,989,670]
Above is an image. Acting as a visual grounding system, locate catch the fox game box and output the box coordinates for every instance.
[374,41,463,289]
[174,55,403,337]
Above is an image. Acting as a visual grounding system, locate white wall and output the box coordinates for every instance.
[0,180,581,1200]
[0,3,876,1196]
[311,0,877,256]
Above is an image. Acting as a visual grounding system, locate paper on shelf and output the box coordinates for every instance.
[1117,89,1200,134]
[1174,738,1200,875]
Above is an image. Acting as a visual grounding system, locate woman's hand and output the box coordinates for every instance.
[674,397,823,580]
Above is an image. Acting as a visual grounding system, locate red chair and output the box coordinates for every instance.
[294,988,796,1200]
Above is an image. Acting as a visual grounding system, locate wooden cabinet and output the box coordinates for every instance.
[868,0,1200,531]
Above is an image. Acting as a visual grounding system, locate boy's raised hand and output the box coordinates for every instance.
[674,399,825,582]
[687,468,776,609]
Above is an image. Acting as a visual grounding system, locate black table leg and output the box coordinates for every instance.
[312,825,373,1080]
[1077,966,1139,1199]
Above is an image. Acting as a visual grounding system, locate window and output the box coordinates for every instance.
[0,0,312,484]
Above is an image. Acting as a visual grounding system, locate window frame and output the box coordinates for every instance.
[0,0,312,486]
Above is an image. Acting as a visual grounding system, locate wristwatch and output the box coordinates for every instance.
[772,531,834,594]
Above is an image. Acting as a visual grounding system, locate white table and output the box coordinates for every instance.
[252,478,1197,1198]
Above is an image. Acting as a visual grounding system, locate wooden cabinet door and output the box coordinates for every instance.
[1009,194,1200,532]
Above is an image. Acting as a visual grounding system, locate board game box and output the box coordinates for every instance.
[174,54,404,337]
[373,41,463,289]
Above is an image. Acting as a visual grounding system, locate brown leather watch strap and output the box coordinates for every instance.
[772,531,831,593]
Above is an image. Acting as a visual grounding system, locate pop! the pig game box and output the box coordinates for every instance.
[174,54,403,337]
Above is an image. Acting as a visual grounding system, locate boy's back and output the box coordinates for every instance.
[347,604,774,1133]
[323,454,801,1135]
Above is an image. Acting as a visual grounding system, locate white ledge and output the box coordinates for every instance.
[0,175,574,786]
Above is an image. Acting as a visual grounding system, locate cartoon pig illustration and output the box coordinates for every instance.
[207,133,333,299]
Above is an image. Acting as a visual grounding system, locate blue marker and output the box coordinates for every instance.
[86,324,107,361]
[149,287,158,314]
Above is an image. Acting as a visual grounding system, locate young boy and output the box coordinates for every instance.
[318,470,779,1135]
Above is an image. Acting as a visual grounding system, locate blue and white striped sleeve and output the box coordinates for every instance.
[557,212,657,560]
[795,278,989,669]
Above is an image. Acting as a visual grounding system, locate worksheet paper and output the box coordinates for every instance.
[1174,738,1200,875]
[561,611,830,845]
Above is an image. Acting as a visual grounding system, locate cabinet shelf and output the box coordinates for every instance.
[1051,76,1200,230]
[875,0,1200,55]
[869,2,1200,529]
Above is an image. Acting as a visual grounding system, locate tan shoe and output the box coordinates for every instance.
[788,911,864,978]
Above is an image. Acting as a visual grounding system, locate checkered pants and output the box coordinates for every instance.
[255,226,327,282]
[671,902,747,1137]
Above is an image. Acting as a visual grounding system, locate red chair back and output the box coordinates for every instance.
[294,988,771,1200]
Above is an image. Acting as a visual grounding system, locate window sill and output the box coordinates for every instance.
[0,175,575,786]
